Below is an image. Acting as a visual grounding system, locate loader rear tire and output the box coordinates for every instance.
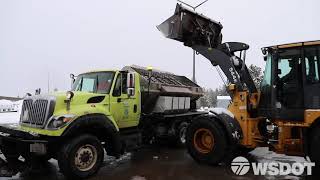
[58,134,104,179]
[186,116,228,165]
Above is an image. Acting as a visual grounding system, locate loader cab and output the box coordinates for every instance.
[259,41,320,121]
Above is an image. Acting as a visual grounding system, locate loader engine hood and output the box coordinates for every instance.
[157,3,223,48]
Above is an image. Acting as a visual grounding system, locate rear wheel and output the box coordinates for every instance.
[171,122,188,147]
[58,134,104,179]
[186,116,228,165]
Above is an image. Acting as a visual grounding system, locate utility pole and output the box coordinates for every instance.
[177,0,208,83]
[193,50,196,83]
[47,72,50,93]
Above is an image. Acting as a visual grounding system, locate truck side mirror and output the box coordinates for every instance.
[126,73,135,96]
[70,74,76,88]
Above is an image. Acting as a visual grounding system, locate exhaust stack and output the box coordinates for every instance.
[157,3,223,48]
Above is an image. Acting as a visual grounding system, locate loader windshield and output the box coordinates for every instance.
[72,72,115,94]
[261,54,272,88]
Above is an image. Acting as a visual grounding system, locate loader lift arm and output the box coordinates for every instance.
[158,4,257,95]
[192,43,257,93]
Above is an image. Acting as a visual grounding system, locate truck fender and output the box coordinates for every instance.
[61,114,121,157]
[209,108,243,144]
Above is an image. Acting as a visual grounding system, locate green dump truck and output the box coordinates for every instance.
[0,65,204,179]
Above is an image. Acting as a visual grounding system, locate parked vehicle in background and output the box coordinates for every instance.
[216,96,231,109]
[0,100,21,113]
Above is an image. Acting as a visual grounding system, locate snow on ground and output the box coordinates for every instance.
[250,146,309,173]
[0,100,22,124]
[198,107,234,117]
[250,147,310,179]
[250,147,308,164]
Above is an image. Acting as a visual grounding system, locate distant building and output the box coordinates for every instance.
[0,96,22,113]
[217,96,231,109]
[0,96,22,101]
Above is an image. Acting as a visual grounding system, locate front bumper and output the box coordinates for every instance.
[0,124,49,155]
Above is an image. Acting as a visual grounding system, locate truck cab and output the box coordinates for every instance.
[19,70,139,135]
[70,70,141,129]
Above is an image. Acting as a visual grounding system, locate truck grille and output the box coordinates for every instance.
[20,96,55,128]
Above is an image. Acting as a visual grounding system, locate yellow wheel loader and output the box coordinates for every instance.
[158,4,320,166]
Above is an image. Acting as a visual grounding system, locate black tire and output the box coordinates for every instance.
[186,116,228,165]
[58,134,104,179]
[309,126,320,166]
[171,122,189,147]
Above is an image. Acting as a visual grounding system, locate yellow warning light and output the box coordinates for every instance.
[147,66,153,71]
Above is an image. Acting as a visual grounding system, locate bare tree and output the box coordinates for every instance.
[198,64,263,108]
[248,64,263,88]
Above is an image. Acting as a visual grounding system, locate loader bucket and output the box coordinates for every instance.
[157,3,223,48]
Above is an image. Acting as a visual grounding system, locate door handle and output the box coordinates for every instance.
[133,104,137,113]
[117,98,122,103]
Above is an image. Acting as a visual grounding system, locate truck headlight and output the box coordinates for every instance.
[46,114,76,129]
[66,91,74,101]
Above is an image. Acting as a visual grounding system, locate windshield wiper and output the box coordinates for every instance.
[79,76,84,91]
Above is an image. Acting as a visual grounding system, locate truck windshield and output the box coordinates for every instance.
[72,72,115,94]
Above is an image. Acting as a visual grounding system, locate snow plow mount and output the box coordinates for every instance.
[157,3,223,48]
[0,125,49,177]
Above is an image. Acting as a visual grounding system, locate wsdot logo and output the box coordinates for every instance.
[230,156,315,176]
[231,156,250,175]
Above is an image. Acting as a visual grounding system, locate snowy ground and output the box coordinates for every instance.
[249,148,309,179]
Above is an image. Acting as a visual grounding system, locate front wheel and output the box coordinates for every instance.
[186,116,228,165]
[58,134,104,179]
[309,127,320,166]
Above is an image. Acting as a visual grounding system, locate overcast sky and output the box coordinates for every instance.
[0,0,319,97]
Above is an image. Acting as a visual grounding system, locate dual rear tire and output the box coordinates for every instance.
[171,122,189,147]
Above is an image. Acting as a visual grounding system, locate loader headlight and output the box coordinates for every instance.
[46,114,76,129]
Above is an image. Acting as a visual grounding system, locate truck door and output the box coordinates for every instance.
[110,72,140,128]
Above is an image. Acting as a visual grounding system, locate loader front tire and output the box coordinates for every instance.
[186,116,228,165]
[309,126,320,166]
[58,134,104,179]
